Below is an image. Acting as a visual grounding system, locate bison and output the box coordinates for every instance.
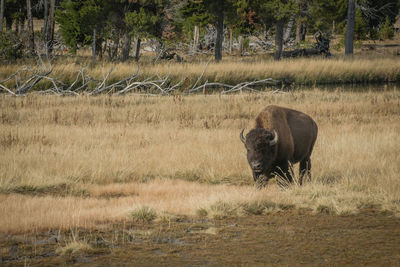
[240,105,318,187]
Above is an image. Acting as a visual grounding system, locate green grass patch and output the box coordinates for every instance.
[130,206,157,223]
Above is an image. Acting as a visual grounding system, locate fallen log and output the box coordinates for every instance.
[282,31,331,58]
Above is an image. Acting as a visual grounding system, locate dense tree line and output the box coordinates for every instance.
[0,0,399,61]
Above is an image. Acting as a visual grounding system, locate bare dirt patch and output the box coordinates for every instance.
[1,209,399,266]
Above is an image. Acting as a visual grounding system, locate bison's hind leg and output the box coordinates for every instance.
[299,157,311,185]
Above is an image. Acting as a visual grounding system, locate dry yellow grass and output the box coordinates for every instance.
[56,240,92,255]
[0,181,285,232]
[1,56,400,88]
[0,89,399,233]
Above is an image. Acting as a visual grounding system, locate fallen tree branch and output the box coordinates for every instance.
[190,58,212,92]
[222,78,280,94]
[0,57,54,96]
[0,57,282,96]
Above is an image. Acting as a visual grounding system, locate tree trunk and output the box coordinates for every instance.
[20,16,25,33]
[238,35,243,56]
[47,0,55,55]
[345,0,355,56]
[5,16,12,31]
[91,28,96,66]
[26,0,35,54]
[110,34,120,61]
[193,25,199,52]
[134,37,141,62]
[284,15,295,43]
[0,0,4,32]
[43,0,48,43]
[229,28,232,54]
[14,16,19,34]
[98,41,103,59]
[120,32,131,62]
[274,20,284,61]
[214,6,224,62]
[296,18,306,44]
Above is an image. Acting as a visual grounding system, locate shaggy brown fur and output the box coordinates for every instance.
[241,105,318,186]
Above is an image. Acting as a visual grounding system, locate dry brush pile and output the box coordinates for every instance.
[0,89,399,233]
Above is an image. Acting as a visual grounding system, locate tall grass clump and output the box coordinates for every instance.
[56,240,92,255]
[130,206,157,223]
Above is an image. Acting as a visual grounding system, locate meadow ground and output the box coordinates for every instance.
[2,210,400,266]
[0,88,400,264]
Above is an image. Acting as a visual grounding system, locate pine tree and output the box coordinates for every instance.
[248,0,297,60]
[47,0,55,55]
[0,0,4,32]
[345,0,355,55]
[124,0,166,61]
[180,0,236,62]
[379,16,394,40]
[26,0,34,54]
[56,0,166,60]
[56,0,105,54]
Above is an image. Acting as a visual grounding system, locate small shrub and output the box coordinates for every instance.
[241,201,291,215]
[355,9,369,40]
[332,37,344,51]
[196,208,208,217]
[242,202,266,215]
[379,17,394,40]
[0,32,24,62]
[338,208,353,216]
[242,37,250,52]
[130,206,157,223]
[210,201,237,219]
[56,241,92,255]
[316,204,335,215]
[159,212,176,224]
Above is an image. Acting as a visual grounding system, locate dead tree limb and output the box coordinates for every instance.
[0,57,282,96]
[189,78,280,94]
[191,58,212,92]
[0,56,53,95]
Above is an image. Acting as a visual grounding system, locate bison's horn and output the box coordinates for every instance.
[269,130,278,146]
[240,128,246,144]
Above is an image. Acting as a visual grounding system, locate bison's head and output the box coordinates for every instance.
[240,128,278,184]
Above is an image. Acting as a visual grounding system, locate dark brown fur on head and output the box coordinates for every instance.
[243,128,277,183]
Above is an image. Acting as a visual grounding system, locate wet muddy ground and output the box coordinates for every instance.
[1,209,400,266]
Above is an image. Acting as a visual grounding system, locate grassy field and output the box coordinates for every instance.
[2,23,400,264]
[1,89,399,234]
[1,88,400,265]
[2,54,400,92]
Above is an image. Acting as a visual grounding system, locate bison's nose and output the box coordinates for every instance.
[251,161,262,170]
